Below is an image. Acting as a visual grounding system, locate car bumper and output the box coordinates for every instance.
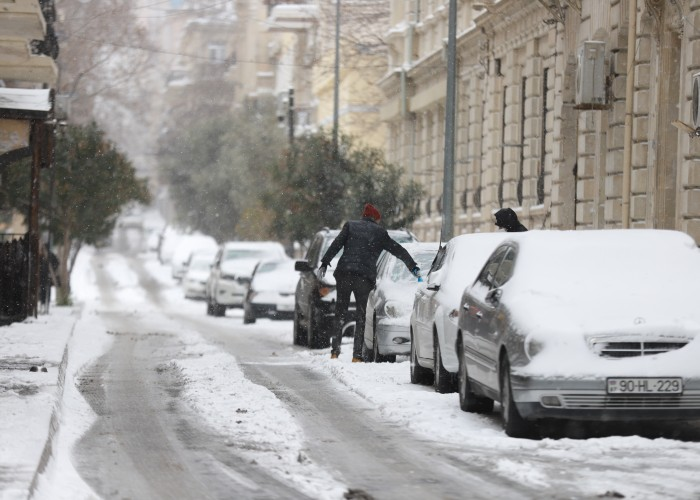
[184,284,207,299]
[215,280,248,307]
[511,374,700,422]
[376,323,411,356]
[250,298,295,319]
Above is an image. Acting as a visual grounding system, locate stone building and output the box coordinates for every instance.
[380,0,700,244]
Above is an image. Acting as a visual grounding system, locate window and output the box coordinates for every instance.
[493,248,516,288]
[476,246,509,289]
[208,43,225,64]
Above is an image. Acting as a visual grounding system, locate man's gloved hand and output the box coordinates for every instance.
[317,264,328,280]
[411,266,421,278]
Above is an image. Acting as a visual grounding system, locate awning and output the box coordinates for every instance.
[0,88,53,119]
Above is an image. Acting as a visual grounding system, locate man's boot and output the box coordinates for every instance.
[330,352,339,359]
[351,357,363,363]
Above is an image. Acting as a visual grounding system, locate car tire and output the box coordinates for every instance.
[243,303,256,324]
[410,328,433,385]
[500,357,535,438]
[362,318,376,362]
[433,334,456,393]
[307,307,331,349]
[293,306,308,346]
[457,337,494,413]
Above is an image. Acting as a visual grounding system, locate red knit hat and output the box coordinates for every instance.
[362,203,381,221]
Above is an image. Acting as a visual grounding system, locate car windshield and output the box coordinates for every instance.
[189,258,213,271]
[390,251,436,282]
[256,262,279,274]
[224,249,268,260]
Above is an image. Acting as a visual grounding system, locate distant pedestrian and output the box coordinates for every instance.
[494,208,528,232]
[319,203,420,362]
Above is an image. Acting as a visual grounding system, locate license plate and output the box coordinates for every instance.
[606,377,683,394]
[277,303,294,312]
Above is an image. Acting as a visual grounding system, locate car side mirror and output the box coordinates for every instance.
[295,260,312,273]
[427,284,440,291]
[486,288,502,306]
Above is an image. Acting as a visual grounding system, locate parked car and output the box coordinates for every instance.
[457,229,700,438]
[362,242,440,363]
[410,232,510,393]
[294,227,418,349]
[206,241,288,316]
[170,233,218,281]
[243,259,298,324]
[181,250,217,300]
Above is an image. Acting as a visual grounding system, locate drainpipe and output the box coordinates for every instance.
[621,0,637,228]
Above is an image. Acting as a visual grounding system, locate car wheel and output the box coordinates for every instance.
[457,337,494,413]
[243,302,256,324]
[307,307,331,349]
[433,333,456,393]
[293,306,308,346]
[410,328,433,385]
[500,356,535,438]
[206,296,214,316]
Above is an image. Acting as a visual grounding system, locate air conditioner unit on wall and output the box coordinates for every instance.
[692,72,700,128]
[576,41,607,109]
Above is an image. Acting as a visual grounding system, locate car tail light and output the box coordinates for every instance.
[318,286,333,297]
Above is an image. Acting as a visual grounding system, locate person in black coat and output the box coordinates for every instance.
[319,203,419,362]
[494,208,528,232]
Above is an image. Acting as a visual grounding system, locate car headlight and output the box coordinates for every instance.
[524,336,544,360]
[384,300,412,319]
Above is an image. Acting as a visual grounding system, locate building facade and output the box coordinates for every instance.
[380,0,700,244]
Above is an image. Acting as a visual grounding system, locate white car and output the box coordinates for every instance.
[243,259,299,324]
[206,241,288,316]
[410,232,510,393]
[457,229,700,438]
[362,242,440,363]
[181,250,217,300]
[170,233,218,281]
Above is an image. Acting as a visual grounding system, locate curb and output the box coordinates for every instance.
[27,313,79,498]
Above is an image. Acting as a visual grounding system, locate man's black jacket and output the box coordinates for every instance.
[320,217,417,282]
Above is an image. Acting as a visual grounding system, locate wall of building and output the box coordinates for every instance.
[380,0,700,244]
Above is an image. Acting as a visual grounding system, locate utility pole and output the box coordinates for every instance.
[332,0,341,160]
[441,0,457,240]
[288,88,295,147]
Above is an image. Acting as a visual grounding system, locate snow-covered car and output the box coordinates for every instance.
[294,227,418,349]
[206,241,288,316]
[457,229,700,438]
[243,259,299,324]
[410,232,510,393]
[362,242,440,363]
[181,250,217,300]
[170,233,218,281]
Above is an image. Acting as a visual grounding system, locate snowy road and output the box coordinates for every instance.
[37,241,700,500]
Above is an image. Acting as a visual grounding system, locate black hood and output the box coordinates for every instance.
[494,208,527,232]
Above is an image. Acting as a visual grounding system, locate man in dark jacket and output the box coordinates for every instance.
[494,208,528,232]
[320,203,419,362]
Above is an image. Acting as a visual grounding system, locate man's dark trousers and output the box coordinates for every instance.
[331,271,374,359]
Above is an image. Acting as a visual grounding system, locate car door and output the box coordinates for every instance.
[461,245,509,386]
[413,243,448,361]
[296,235,323,322]
[474,246,516,389]
[366,253,392,346]
[207,247,223,298]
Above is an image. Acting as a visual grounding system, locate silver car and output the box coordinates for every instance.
[362,242,439,363]
[457,229,700,438]
[410,232,510,393]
